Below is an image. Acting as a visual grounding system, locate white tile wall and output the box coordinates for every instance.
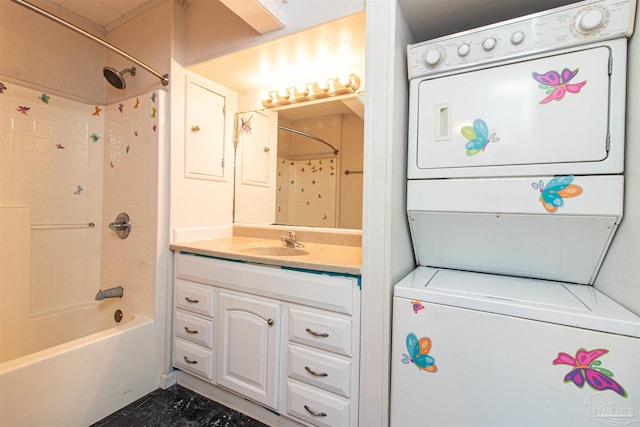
[0,81,158,322]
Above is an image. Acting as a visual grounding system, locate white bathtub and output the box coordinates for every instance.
[0,313,160,427]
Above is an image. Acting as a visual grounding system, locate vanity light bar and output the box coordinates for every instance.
[261,74,361,108]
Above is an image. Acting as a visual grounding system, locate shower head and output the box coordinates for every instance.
[103,66,136,89]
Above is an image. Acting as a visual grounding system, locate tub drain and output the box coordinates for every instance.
[114,309,123,323]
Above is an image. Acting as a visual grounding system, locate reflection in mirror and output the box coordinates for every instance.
[235,96,364,229]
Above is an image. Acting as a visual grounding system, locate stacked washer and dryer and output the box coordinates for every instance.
[391,1,640,425]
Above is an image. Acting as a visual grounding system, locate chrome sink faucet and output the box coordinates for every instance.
[281,231,305,248]
[95,286,124,300]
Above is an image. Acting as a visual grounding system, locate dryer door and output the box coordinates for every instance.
[410,45,615,177]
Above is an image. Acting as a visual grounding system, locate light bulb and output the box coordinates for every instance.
[277,87,290,99]
[339,74,353,88]
[317,79,329,92]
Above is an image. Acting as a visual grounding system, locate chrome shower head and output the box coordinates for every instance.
[103,66,136,90]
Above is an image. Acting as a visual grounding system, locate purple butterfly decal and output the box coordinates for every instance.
[553,348,627,397]
[532,68,587,104]
[411,300,425,314]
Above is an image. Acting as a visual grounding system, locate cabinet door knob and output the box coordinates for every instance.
[184,326,199,334]
[185,297,200,304]
[263,146,270,152]
[191,125,201,132]
[304,366,328,377]
[267,318,274,326]
[305,328,329,338]
[183,356,198,364]
[304,405,327,417]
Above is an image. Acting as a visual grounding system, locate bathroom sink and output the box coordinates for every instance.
[239,246,310,257]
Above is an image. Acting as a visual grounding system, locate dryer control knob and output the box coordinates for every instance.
[457,43,471,57]
[511,31,525,45]
[576,9,604,33]
[482,37,497,51]
[424,49,442,66]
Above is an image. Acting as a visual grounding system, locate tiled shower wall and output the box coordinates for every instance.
[0,82,103,315]
[0,81,158,322]
[101,91,159,318]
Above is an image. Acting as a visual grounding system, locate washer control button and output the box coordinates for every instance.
[576,9,604,33]
[482,37,497,51]
[511,31,525,45]
[424,48,442,66]
[457,43,471,57]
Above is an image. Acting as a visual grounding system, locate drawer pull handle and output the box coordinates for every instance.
[304,405,327,417]
[184,326,199,334]
[305,328,329,338]
[183,356,198,365]
[304,366,328,377]
[185,297,200,303]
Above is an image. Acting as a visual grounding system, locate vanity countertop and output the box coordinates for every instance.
[170,236,362,275]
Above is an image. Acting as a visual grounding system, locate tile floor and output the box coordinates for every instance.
[92,384,268,427]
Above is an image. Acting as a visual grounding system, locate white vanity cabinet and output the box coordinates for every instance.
[173,252,361,426]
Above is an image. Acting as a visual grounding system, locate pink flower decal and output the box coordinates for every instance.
[553,348,627,397]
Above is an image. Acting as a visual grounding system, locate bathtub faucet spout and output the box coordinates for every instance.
[95,286,124,300]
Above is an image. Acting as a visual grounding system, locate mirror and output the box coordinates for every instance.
[234,97,364,229]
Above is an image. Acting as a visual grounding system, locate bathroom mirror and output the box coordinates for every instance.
[234,96,364,229]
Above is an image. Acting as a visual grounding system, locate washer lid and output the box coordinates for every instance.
[394,266,640,338]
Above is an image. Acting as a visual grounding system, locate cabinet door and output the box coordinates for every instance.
[216,291,281,409]
[185,78,226,180]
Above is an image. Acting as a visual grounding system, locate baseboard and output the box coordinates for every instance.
[160,370,177,389]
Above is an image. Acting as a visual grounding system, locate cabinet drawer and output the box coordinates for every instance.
[287,380,350,427]
[289,309,352,356]
[175,279,215,318]
[175,310,214,349]
[174,338,214,380]
[288,345,352,398]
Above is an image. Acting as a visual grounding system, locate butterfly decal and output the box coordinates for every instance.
[17,106,30,115]
[151,107,157,118]
[411,300,425,314]
[118,103,124,113]
[240,115,253,135]
[89,133,100,142]
[92,106,101,116]
[461,119,500,156]
[151,91,157,103]
[134,98,140,109]
[0,82,7,93]
[553,348,627,397]
[40,93,50,104]
[532,68,587,104]
[531,175,582,213]
[401,333,437,372]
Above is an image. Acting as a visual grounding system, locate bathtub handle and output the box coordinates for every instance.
[183,356,198,365]
[184,297,200,304]
[184,326,199,334]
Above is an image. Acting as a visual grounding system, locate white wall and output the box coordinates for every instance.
[0,0,105,104]
[104,1,172,105]
[360,1,415,426]
[594,4,640,316]
[168,65,237,242]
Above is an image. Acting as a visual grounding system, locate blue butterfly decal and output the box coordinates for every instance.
[461,118,500,156]
[531,175,582,213]
[401,333,437,372]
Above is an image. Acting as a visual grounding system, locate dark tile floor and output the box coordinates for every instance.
[92,384,269,427]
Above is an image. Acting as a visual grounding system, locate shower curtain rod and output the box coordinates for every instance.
[11,0,169,86]
[278,125,339,156]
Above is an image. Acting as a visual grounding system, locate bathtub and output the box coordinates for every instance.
[0,311,160,427]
